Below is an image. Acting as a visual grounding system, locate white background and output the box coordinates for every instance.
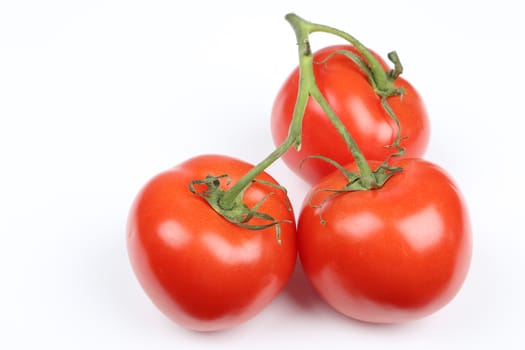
[1,1,523,349]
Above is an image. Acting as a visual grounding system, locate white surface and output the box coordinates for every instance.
[1,1,523,349]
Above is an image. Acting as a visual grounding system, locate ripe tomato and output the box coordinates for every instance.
[297,158,472,323]
[271,45,430,184]
[127,154,297,331]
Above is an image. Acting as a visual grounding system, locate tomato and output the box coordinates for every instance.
[271,45,430,184]
[297,158,472,323]
[127,154,297,331]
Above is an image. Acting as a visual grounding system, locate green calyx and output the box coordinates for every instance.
[189,175,291,244]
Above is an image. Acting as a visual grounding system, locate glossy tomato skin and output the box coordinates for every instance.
[271,45,430,184]
[298,158,471,323]
[127,155,297,331]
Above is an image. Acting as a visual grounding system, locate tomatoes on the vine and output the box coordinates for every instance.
[126,13,470,330]
[297,158,471,323]
[127,155,297,331]
[271,45,430,184]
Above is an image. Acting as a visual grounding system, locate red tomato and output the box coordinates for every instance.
[297,158,472,323]
[271,45,430,184]
[127,154,297,331]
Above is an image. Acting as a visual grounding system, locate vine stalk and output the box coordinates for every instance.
[191,13,407,238]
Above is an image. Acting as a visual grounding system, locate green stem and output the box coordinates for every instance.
[219,136,293,210]
[219,69,310,209]
[286,13,394,95]
[201,12,406,222]
[285,13,376,188]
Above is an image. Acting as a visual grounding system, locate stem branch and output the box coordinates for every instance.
[193,12,407,231]
[219,64,310,208]
[285,13,378,188]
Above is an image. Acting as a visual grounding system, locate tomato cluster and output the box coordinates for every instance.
[126,13,471,331]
